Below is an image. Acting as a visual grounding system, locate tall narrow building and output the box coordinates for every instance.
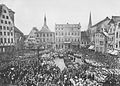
[0,4,15,53]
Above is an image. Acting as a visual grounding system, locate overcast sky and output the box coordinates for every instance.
[1,0,120,35]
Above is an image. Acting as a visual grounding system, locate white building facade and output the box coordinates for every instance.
[55,23,81,50]
[0,4,15,53]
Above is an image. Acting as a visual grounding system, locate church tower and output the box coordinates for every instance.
[87,12,92,36]
[88,12,92,29]
[44,14,47,26]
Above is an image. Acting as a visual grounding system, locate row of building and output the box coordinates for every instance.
[88,13,120,55]
[0,4,89,54]
[25,15,84,50]
[3,4,120,55]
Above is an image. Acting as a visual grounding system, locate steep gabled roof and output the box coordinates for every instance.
[14,26,23,35]
[91,17,110,28]
[40,25,51,32]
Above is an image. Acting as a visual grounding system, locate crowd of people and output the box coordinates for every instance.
[0,49,120,86]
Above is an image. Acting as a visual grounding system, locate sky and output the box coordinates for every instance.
[1,0,120,35]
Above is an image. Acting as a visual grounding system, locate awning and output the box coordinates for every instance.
[111,50,119,55]
[107,49,113,54]
[88,45,94,50]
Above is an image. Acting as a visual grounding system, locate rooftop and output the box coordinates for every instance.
[91,17,110,28]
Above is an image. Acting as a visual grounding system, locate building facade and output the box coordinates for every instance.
[35,15,55,50]
[107,17,116,50]
[0,4,15,53]
[112,16,120,51]
[94,32,108,53]
[55,23,81,50]
[25,27,38,49]
[14,26,25,51]
[89,17,110,43]
[81,31,90,47]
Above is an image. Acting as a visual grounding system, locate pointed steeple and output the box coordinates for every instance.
[40,14,51,32]
[88,12,92,29]
[44,14,47,26]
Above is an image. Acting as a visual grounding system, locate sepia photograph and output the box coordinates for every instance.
[0,0,120,86]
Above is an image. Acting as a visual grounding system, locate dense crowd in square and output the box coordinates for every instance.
[0,48,120,86]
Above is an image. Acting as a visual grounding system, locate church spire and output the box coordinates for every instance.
[44,14,47,26]
[88,12,92,29]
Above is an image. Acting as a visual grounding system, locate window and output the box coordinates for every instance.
[119,32,120,38]
[56,32,57,36]
[116,32,118,38]
[43,34,45,37]
[11,38,13,43]
[4,32,6,35]
[11,32,13,36]
[5,21,7,24]
[7,27,9,30]
[6,16,9,19]
[119,41,120,48]
[0,32,2,35]
[1,38,3,43]
[68,32,70,35]
[0,26,2,30]
[118,23,120,28]
[59,38,60,42]
[47,33,49,37]
[43,38,45,42]
[37,34,39,37]
[116,41,118,48]
[75,39,76,42]
[1,20,3,23]
[3,26,6,30]
[8,38,10,43]
[50,34,52,37]
[2,15,5,18]
[8,32,10,36]
[4,38,6,43]
[11,27,13,30]
[100,41,104,45]
[8,21,11,25]
[72,33,73,35]
[4,10,7,13]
